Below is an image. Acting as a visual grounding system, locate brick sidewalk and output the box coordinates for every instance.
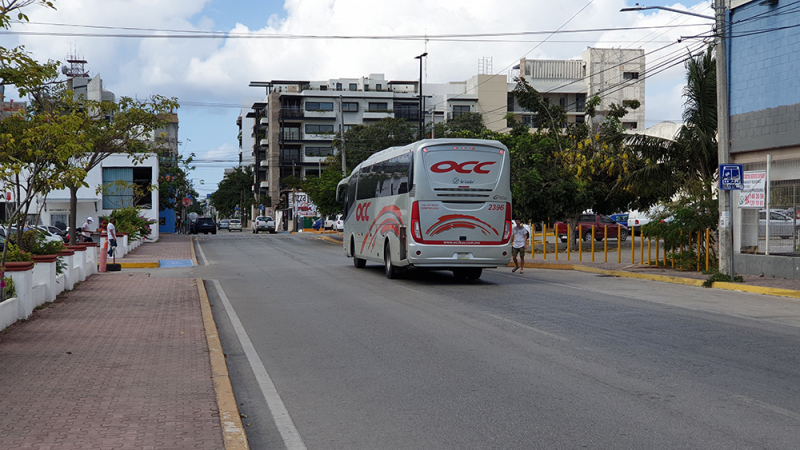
[0,273,224,449]
[101,233,193,264]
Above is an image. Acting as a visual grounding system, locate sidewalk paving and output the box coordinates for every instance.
[0,234,241,449]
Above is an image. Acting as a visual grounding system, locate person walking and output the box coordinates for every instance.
[107,218,117,257]
[81,217,94,243]
[511,219,529,274]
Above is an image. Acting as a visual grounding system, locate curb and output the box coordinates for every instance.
[196,278,249,450]
[317,235,342,245]
[118,262,159,268]
[514,262,800,299]
[190,235,199,266]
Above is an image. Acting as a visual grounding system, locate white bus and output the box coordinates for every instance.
[336,138,512,280]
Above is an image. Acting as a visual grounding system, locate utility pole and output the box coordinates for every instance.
[340,94,346,176]
[715,0,733,276]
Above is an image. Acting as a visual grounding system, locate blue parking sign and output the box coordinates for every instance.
[719,164,743,190]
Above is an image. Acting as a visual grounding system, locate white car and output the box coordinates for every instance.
[252,216,276,234]
[228,219,242,232]
[334,214,344,231]
[323,214,340,230]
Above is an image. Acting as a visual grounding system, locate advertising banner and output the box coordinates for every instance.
[737,170,765,209]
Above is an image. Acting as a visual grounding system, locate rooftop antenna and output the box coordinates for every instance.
[478,57,493,75]
[61,47,89,78]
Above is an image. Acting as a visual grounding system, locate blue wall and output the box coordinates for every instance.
[159,208,176,234]
[729,1,800,116]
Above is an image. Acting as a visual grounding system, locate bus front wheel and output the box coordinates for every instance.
[352,238,366,268]
[384,242,399,279]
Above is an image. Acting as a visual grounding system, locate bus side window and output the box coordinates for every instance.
[346,170,359,219]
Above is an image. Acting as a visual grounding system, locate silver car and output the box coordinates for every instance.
[759,210,798,238]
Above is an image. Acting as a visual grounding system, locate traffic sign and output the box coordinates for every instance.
[719,164,743,190]
[182,197,192,207]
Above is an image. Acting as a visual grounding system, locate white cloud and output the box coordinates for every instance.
[1,0,714,191]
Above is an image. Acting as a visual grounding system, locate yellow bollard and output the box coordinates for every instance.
[543,224,547,260]
[618,225,622,263]
[648,238,652,265]
[631,226,636,264]
[554,226,558,261]
[531,227,536,258]
[604,226,608,262]
[705,228,710,272]
[639,230,644,265]
[679,230,683,270]
[656,236,660,266]
[671,241,675,268]
[578,225,582,262]
[591,225,595,262]
[567,226,571,261]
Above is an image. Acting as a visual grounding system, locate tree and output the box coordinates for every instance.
[209,166,267,220]
[333,117,417,174]
[303,165,345,217]
[158,152,197,212]
[63,94,180,244]
[433,111,485,138]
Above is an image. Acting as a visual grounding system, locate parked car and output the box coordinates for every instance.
[35,226,66,244]
[218,219,230,230]
[759,209,798,239]
[323,215,340,230]
[555,213,629,242]
[193,217,217,235]
[334,214,344,232]
[252,216,276,234]
[626,210,654,235]
[610,213,629,227]
[228,219,242,232]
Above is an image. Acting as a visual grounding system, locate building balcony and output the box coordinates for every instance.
[281,131,302,142]
[304,110,337,119]
[259,160,269,168]
[260,138,269,147]
[363,111,393,120]
[258,117,268,128]
[280,107,304,120]
[304,133,334,141]
[260,180,269,189]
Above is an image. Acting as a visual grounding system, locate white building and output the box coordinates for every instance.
[38,153,160,241]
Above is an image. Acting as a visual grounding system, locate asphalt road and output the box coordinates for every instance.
[193,231,800,449]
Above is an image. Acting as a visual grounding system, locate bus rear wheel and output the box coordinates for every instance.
[384,242,399,279]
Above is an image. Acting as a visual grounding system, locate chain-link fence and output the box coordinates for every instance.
[739,159,800,256]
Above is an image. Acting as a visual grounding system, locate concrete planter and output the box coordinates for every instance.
[59,249,76,291]
[31,255,59,304]
[0,297,19,330]
[5,263,34,321]
[67,245,87,283]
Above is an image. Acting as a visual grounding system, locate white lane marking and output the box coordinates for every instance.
[484,313,570,342]
[195,238,210,266]
[211,279,307,450]
[731,395,800,422]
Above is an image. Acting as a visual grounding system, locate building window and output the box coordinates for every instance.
[336,83,342,91]
[575,115,585,124]
[376,84,382,90]
[394,103,419,121]
[349,83,358,91]
[102,167,152,209]
[623,72,640,80]
[559,97,567,108]
[576,94,586,112]
[342,102,359,112]
[452,105,470,117]
[368,102,389,112]
[305,102,334,111]
[305,124,334,134]
[305,146,334,157]
[320,85,328,91]
[622,100,638,109]
[622,121,638,129]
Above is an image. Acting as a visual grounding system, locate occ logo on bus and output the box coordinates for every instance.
[430,161,496,174]
[356,202,371,221]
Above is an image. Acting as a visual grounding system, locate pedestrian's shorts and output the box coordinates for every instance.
[512,247,525,257]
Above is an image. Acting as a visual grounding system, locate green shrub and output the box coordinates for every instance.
[16,229,64,255]
[104,207,156,241]
[2,276,15,300]
[3,242,32,262]
[703,271,744,288]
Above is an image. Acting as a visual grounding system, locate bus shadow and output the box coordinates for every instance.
[361,265,496,286]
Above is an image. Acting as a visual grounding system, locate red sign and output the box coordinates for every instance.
[182,197,192,207]
[430,161,496,174]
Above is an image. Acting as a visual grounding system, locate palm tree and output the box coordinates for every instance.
[615,45,718,206]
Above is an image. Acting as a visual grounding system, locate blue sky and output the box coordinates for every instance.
[0,0,714,198]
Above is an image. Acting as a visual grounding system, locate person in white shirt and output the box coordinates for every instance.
[107,218,117,257]
[511,219,529,274]
[81,217,94,243]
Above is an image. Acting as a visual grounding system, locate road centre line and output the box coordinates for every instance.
[210,279,307,450]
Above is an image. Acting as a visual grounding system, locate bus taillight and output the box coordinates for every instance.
[503,202,512,242]
[411,201,424,243]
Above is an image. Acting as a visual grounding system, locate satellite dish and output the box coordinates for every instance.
[61,66,69,75]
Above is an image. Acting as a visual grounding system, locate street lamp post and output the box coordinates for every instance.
[620,3,732,275]
[415,52,428,141]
